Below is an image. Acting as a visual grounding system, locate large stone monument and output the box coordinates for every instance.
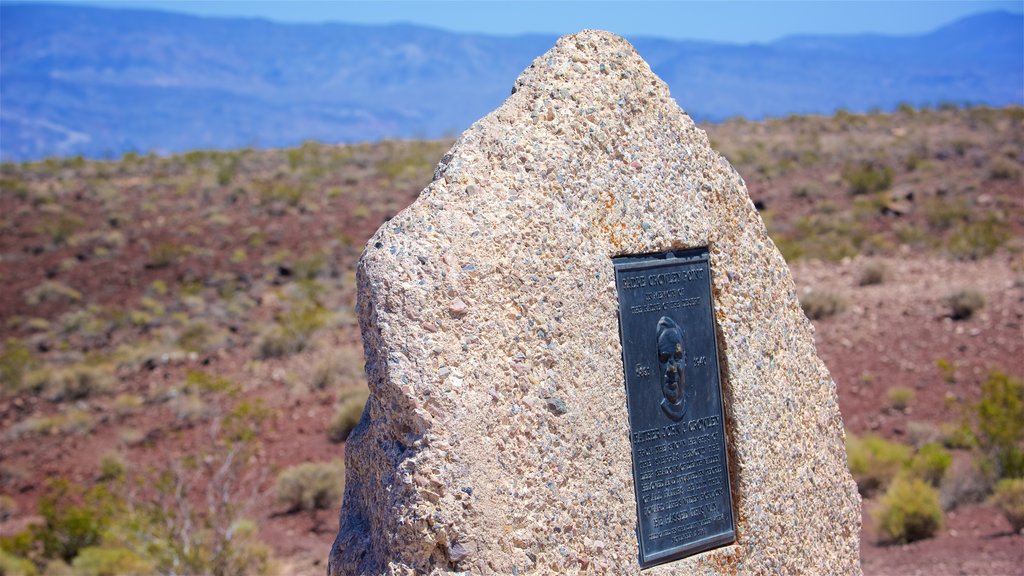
[329,30,861,575]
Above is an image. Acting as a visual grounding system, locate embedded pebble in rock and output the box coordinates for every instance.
[448,297,469,317]
[329,30,861,575]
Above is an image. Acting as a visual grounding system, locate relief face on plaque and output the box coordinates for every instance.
[656,316,688,421]
[613,247,736,569]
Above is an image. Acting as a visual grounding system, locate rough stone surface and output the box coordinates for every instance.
[329,30,861,575]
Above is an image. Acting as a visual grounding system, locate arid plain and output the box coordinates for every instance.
[1,106,1021,575]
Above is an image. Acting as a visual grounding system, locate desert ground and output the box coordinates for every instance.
[1,106,1022,574]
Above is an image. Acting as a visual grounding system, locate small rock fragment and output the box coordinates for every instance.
[547,398,569,415]
[449,298,469,316]
[448,542,470,563]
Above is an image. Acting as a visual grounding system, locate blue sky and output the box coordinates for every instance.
[32,1,1024,43]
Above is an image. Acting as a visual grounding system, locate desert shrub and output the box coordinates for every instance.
[907,443,952,486]
[0,468,272,574]
[990,478,1024,532]
[936,357,957,383]
[34,363,115,402]
[975,371,1024,478]
[4,480,122,564]
[857,262,886,286]
[176,317,214,354]
[24,281,81,306]
[7,410,94,439]
[146,241,185,268]
[944,289,984,320]
[258,181,303,207]
[255,328,298,360]
[940,454,996,510]
[924,198,970,231]
[0,495,18,522]
[874,476,943,543]
[255,298,330,359]
[183,370,239,396]
[216,156,239,186]
[276,460,345,512]
[1,339,36,392]
[70,547,154,576]
[842,160,893,195]
[777,214,868,262]
[35,213,83,246]
[847,434,911,495]
[906,421,941,449]
[96,453,126,483]
[170,394,212,426]
[328,387,369,443]
[376,142,445,185]
[0,550,36,576]
[109,394,143,417]
[800,290,846,320]
[312,357,341,390]
[885,386,915,411]
[947,214,1009,260]
[987,157,1021,181]
[939,422,976,450]
[118,400,273,576]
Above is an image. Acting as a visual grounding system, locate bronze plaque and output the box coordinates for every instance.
[613,248,735,568]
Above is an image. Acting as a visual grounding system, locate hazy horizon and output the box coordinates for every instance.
[13,0,1024,44]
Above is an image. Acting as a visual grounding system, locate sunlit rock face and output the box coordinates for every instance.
[329,30,861,576]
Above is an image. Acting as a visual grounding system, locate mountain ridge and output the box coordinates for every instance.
[1,3,1021,161]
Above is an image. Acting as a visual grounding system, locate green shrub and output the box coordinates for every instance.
[71,547,154,576]
[800,290,846,320]
[842,160,893,195]
[328,387,369,443]
[976,371,1024,478]
[990,478,1024,532]
[847,434,911,495]
[875,476,943,543]
[2,480,122,564]
[907,443,952,486]
[885,386,915,411]
[945,289,984,320]
[276,460,345,512]
[0,549,37,576]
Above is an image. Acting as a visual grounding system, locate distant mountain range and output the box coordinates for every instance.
[1,4,1021,161]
